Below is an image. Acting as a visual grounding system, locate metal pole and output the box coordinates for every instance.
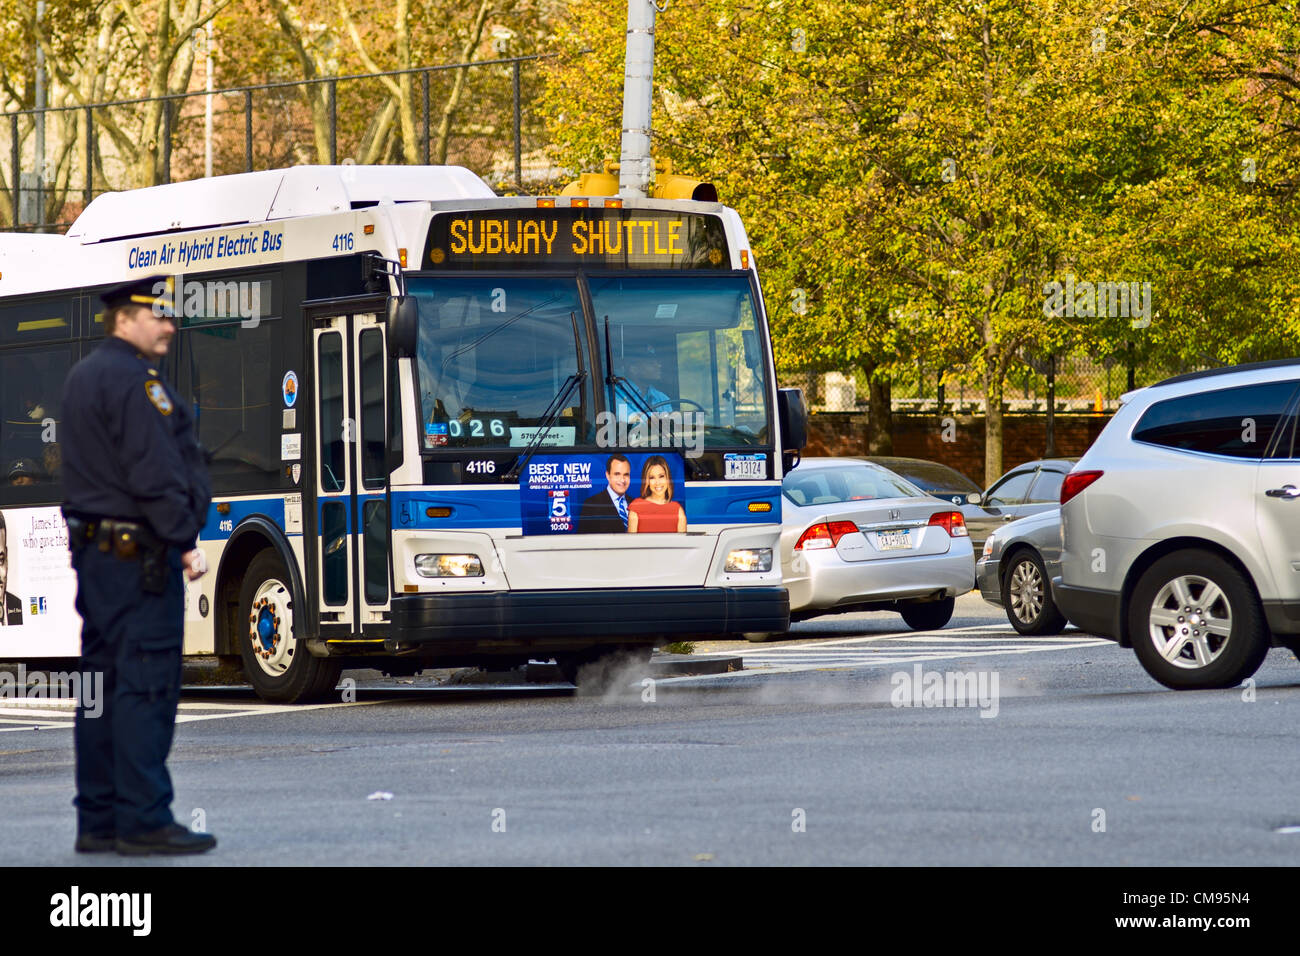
[512,60,522,189]
[245,90,253,172]
[204,22,214,178]
[162,98,172,184]
[84,107,93,205]
[422,71,430,165]
[11,112,19,227]
[328,80,337,165]
[617,0,657,198]
[34,0,46,228]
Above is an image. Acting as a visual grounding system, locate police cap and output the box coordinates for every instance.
[99,276,176,317]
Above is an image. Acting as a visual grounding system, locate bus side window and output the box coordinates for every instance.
[0,344,73,504]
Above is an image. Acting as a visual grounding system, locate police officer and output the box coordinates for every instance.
[62,276,216,855]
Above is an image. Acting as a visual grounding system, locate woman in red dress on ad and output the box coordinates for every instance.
[628,455,687,533]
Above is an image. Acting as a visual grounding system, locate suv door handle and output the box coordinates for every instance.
[1265,485,1300,499]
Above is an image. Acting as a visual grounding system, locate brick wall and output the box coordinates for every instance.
[804,411,1112,485]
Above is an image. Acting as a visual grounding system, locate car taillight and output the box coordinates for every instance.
[794,521,859,550]
[927,511,968,537]
[1060,470,1104,505]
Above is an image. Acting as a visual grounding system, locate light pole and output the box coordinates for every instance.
[617,0,664,198]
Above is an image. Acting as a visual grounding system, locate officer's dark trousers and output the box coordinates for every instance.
[71,543,184,838]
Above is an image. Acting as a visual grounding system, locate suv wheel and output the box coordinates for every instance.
[1128,551,1268,689]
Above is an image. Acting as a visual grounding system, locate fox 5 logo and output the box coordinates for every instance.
[549,490,569,519]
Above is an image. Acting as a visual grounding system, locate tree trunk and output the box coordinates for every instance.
[863,362,893,455]
[984,367,1004,487]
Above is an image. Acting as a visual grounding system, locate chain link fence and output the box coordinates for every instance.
[784,350,1213,415]
[1,54,560,233]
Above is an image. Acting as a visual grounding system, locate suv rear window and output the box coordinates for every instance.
[1133,381,1298,459]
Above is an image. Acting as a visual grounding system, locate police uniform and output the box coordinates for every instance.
[61,277,215,855]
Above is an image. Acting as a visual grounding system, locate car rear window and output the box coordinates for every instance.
[783,466,923,506]
[1132,380,1298,459]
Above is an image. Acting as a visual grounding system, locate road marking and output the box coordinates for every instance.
[658,630,1112,684]
[0,697,377,732]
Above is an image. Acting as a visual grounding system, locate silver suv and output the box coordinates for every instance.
[1055,359,1300,689]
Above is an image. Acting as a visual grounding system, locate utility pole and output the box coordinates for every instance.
[34,0,46,229]
[617,0,661,198]
[204,21,214,178]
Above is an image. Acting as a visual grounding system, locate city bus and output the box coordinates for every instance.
[0,165,804,702]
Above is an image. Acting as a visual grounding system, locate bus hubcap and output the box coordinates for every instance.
[249,579,295,677]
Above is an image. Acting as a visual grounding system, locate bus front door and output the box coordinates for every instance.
[312,312,391,644]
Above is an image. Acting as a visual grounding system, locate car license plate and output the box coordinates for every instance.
[875,529,911,550]
[724,454,766,479]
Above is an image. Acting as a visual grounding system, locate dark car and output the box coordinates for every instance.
[866,457,981,509]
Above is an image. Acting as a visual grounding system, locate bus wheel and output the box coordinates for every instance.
[238,551,341,703]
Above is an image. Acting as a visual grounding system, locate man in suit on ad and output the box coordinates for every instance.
[577,455,632,534]
[0,511,22,626]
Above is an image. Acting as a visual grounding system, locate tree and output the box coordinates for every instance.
[541,0,1299,481]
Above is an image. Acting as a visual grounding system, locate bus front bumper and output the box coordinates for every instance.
[387,586,789,648]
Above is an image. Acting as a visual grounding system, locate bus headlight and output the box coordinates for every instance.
[725,548,773,572]
[415,554,484,577]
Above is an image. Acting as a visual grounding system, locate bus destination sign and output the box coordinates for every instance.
[424,209,730,271]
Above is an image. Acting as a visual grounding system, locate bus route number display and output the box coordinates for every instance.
[424,209,730,271]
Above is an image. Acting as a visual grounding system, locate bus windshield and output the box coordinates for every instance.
[590,273,769,447]
[414,276,591,449]
[412,272,770,452]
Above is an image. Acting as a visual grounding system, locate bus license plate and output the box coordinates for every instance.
[724,454,765,479]
[875,529,911,551]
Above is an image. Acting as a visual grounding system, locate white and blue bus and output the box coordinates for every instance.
[0,165,805,701]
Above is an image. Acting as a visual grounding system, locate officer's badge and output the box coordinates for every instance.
[145,380,173,416]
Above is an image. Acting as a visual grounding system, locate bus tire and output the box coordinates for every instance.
[238,550,341,703]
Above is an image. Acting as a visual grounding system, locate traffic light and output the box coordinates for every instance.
[651,158,718,202]
[560,164,619,197]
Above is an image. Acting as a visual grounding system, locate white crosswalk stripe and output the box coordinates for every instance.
[0,698,369,732]
[662,626,1111,684]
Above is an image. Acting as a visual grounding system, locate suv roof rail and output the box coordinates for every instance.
[1151,357,1300,389]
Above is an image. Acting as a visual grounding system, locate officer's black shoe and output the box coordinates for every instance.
[115,824,217,856]
[75,832,116,853]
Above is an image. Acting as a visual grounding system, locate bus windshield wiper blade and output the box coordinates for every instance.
[504,370,586,482]
[603,314,702,478]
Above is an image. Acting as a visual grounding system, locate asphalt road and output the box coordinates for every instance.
[4,593,1300,866]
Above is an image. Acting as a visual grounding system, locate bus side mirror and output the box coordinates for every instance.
[778,387,807,472]
[387,296,419,357]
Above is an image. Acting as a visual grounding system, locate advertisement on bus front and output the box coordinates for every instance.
[521,452,688,535]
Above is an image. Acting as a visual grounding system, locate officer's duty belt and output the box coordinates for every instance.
[66,517,163,561]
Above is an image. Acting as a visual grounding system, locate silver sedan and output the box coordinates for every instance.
[774,458,975,634]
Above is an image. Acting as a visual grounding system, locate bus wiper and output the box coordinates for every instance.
[602,314,655,419]
[603,315,700,479]
[504,370,587,483]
